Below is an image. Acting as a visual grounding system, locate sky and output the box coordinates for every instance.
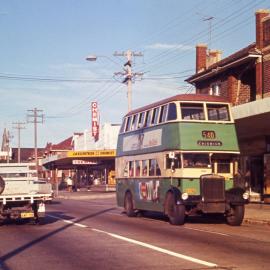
[1,0,269,148]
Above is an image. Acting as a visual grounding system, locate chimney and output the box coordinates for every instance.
[196,44,207,73]
[256,9,270,50]
[207,50,222,66]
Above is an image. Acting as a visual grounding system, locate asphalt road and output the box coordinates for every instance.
[1,196,270,270]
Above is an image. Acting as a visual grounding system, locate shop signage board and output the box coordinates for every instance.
[67,150,116,158]
[91,101,99,141]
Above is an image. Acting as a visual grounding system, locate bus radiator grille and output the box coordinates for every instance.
[200,175,225,203]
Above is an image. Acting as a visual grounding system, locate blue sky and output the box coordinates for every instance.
[1,0,269,148]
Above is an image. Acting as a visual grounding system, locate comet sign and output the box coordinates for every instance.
[91,102,99,141]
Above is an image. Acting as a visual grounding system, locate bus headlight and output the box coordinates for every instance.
[242,192,249,200]
[181,192,189,200]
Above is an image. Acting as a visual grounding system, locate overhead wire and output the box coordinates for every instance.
[0,72,114,83]
[135,0,267,73]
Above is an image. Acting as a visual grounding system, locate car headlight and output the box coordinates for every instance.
[181,192,189,200]
[242,192,249,200]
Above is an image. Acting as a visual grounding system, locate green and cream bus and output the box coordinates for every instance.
[116,94,249,226]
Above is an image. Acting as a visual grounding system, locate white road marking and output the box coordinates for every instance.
[48,214,218,267]
[185,227,229,236]
[47,214,88,228]
[92,228,217,268]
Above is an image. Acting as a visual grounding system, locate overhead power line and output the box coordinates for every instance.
[0,73,115,83]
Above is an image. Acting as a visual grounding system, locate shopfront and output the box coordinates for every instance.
[232,98,270,202]
[42,149,116,192]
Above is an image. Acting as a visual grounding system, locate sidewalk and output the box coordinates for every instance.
[244,203,270,226]
[54,189,270,226]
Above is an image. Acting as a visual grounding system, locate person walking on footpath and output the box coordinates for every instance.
[67,176,73,192]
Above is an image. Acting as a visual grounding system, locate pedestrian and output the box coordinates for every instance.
[87,174,94,191]
[66,176,73,192]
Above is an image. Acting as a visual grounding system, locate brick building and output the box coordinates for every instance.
[186,10,270,201]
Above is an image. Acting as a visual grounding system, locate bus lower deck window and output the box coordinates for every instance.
[166,154,181,169]
[216,160,231,173]
[183,154,210,168]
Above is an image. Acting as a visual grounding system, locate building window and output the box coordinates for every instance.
[210,83,221,96]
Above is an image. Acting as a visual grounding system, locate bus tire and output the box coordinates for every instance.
[165,192,185,225]
[124,192,136,217]
[226,205,245,226]
[0,176,5,195]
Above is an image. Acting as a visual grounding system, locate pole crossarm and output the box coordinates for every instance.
[114,50,144,112]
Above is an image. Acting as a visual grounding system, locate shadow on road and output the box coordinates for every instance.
[136,211,227,225]
[0,207,116,268]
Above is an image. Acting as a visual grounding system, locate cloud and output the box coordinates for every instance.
[145,43,194,51]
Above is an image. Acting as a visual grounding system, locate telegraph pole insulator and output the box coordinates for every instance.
[114,50,144,112]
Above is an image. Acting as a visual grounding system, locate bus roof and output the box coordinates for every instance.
[125,94,229,117]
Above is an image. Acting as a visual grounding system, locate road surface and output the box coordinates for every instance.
[0,195,270,270]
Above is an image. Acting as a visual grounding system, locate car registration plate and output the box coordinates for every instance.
[21,212,34,219]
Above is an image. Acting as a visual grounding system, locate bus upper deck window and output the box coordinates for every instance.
[145,110,152,127]
[151,107,160,125]
[131,114,138,130]
[207,104,230,121]
[167,103,177,121]
[159,104,168,123]
[120,117,127,133]
[125,116,132,131]
[137,112,145,129]
[181,103,205,120]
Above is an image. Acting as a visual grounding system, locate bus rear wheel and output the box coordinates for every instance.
[124,192,136,217]
[165,192,185,225]
[226,205,245,226]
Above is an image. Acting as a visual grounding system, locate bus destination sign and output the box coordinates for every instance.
[198,130,222,147]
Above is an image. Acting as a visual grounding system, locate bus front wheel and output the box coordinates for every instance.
[124,192,136,217]
[165,192,185,225]
[226,205,245,226]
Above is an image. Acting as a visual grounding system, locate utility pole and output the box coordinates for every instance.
[27,108,44,170]
[3,129,13,163]
[12,122,26,163]
[114,50,144,112]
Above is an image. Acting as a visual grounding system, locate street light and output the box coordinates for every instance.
[85,54,121,66]
[86,55,97,61]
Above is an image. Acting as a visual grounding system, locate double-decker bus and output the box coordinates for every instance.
[115,94,249,226]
